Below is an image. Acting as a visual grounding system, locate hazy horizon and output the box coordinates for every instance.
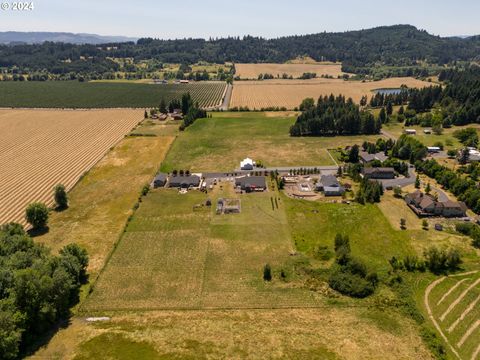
[0,0,479,39]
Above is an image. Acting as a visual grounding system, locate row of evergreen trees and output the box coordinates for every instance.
[290,95,381,136]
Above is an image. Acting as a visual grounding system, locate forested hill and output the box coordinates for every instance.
[1,25,480,75]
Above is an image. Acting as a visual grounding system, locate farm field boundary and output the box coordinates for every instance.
[0,109,142,225]
[0,81,226,108]
[230,77,432,109]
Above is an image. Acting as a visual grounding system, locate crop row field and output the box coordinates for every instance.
[230,77,432,109]
[235,62,346,79]
[0,109,142,226]
[425,271,480,360]
[0,81,227,108]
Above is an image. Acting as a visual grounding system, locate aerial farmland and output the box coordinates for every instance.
[1,8,480,360]
[0,109,141,225]
[230,76,433,109]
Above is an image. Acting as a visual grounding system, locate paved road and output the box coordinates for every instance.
[235,165,339,174]
[430,185,449,202]
[377,167,416,189]
[219,83,233,110]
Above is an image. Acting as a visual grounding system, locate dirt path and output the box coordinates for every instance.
[438,278,471,306]
[424,276,462,360]
[448,293,480,333]
[424,271,480,360]
[440,278,480,321]
[471,343,480,360]
[457,320,480,347]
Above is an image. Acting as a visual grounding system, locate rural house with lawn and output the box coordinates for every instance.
[405,190,467,218]
[315,174,345,196]
[168,174,201,189]
[235,175,267,192]
[359,151,388,164]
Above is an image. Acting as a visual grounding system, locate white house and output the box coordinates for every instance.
[404,129,417,135]
[240,157,255,170]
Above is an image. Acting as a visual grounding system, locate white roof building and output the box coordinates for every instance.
[240,157,255,170]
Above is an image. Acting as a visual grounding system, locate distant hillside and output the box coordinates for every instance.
[1,25,480,77]
[0,31,137,45]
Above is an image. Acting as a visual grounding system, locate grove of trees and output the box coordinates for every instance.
[290,95,381,136]
[0,223,88,359]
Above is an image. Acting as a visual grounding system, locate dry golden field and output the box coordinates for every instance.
[235,62,345,79]
[230,77,433,109]
[0,109,142,226]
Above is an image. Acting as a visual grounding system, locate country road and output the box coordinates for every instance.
[219,83,233,110]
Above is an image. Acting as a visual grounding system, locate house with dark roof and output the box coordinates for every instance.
[168,175,201,189]
[362,167,395,179]
[405,190,467,217]
[315,175,345,196]
[153,173,168,188]
[235,176,266,192]
[359,151,388,164]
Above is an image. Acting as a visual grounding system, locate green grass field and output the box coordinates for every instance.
[161,111,386,172]
[383,121,480,150]
[36,135,175,281]
[284,197,415,273]
[84,185,323,311]
[0,81,226,108]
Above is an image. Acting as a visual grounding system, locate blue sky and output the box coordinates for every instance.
[1,0,479,38]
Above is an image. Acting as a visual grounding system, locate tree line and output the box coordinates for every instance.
[3,25,480,79]
[290,95,381,136]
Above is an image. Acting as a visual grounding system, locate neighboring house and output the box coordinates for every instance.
[153,173,168,188]
[404,129,417,135]
[235,175,266,192]
[315,175,345,196]
[240,157,255,170]
[423,129,432,134]
[405,190,467,217]
[168,175,201,189]
[362,167,395,179]
[359,151,388,164]
[324,185,345,196]
[427,147,441,153]
[466,148,480,162]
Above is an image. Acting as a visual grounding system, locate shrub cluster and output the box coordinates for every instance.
[389,247,462,275]
[328,234,377,298]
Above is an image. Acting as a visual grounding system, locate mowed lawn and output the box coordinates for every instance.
[84,185,321,311]
[161,111,386,172]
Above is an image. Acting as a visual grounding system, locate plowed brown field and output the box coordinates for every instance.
[0,109,142,226]
[230,77,433,109]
